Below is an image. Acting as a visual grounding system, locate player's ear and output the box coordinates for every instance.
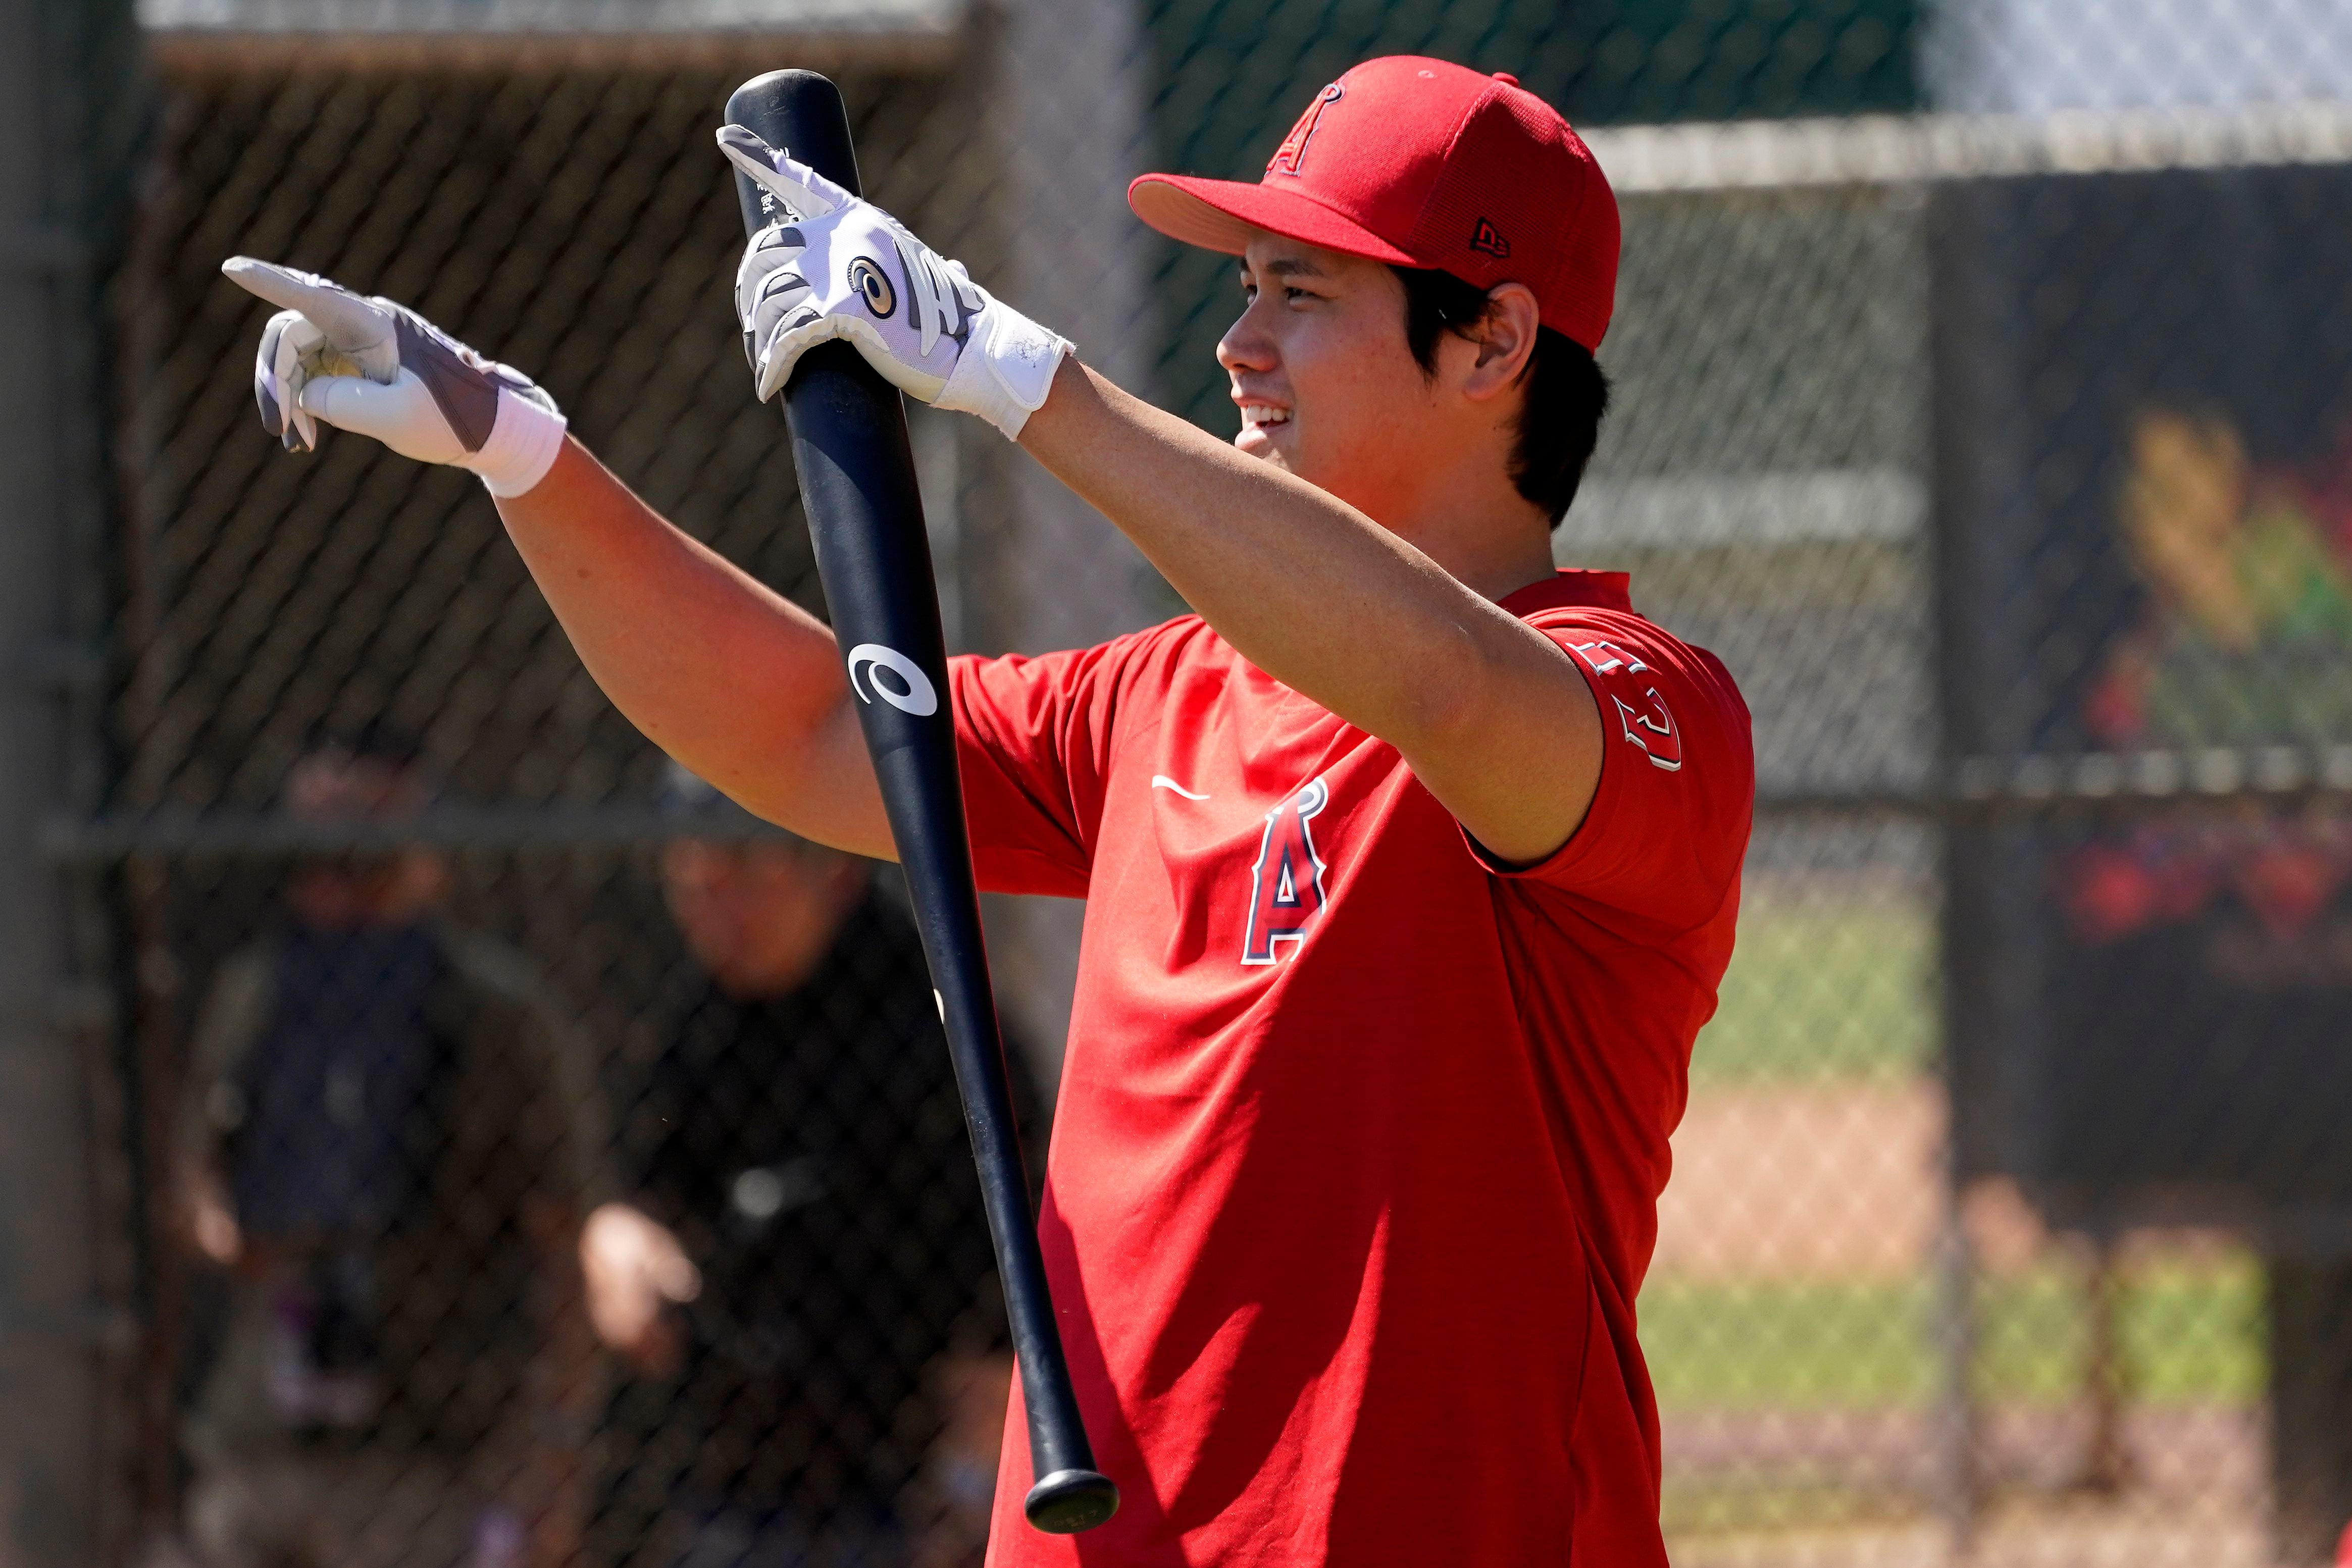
[1460,283,1541,402]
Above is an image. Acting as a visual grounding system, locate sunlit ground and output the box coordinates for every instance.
[1653,877,2268,1565]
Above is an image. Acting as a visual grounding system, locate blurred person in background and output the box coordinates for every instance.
[582,765,1037,1568]
[175,729,603,1568]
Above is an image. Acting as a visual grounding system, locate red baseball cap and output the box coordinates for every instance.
[1129,56,1620,352]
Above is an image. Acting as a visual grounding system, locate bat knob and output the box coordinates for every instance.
[1024,1468,1120,1533]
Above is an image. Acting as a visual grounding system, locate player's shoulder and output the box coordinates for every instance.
[948,613,1230,746]
[1521,600,1749,724]
[1134,609,1228,664]
[1514,589,1754,797]
[1107,608,1218,655]
[1079,609,1230,691]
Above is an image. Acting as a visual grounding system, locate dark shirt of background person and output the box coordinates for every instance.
[175,731,601,1568]
[585,767,1044,1566]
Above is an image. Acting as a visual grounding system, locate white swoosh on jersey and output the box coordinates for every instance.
[1151,775,1210,800]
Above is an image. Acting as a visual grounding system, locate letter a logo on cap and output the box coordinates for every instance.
[1268,83,1344,177]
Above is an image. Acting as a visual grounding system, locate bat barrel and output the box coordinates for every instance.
[723,69,1118,1538]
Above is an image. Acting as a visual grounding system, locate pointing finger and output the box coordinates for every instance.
[221,256,392,357]
[222,255,345,315]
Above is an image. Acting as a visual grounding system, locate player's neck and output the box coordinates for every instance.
[1382,477,1558,604]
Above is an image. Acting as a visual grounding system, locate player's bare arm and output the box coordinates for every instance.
[1014,288,1604,866]
[218,257,892,857]
[221,78,1608,867]
[494,442,890,856]
[723,134,1606,866]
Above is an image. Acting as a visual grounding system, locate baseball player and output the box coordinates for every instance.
[225,55,1752,1566]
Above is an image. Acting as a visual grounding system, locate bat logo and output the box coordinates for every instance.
[845,642,938,716]
[847,256,896,319]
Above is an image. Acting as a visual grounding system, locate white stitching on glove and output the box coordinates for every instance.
[717,126,1071,441]
[221,257,568,499]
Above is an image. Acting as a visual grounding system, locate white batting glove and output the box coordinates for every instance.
[221,257,568,499]
[717,126,1071,440]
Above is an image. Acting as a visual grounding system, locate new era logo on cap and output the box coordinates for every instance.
[1127,56,1619,352]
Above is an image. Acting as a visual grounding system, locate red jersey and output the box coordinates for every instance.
[952,570,1752,1566]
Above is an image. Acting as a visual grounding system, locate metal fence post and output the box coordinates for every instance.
[1,0,136,1556]
[0,0,96,1557]
[976,0,1161,1089]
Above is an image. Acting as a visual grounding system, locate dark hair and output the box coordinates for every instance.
[1392,266,1610,528]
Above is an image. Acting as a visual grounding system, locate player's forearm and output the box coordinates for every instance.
[218,259,890,850]
[1019,362,1546,752]
[495,439,893,856]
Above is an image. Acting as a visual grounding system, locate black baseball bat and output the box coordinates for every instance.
[722,69,1118,1537]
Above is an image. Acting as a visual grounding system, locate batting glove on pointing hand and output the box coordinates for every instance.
[718,126,1071,440]
[221,256,568,498]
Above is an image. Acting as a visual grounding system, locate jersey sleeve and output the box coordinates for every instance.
[951,629,1158,899]
[1470,609,1754,931]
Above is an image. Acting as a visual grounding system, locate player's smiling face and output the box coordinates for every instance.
[1219,232,1446,521]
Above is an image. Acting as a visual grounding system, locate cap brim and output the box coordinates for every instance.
[1127,174,1417,266]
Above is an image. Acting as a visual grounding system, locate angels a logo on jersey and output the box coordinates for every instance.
[1242,776,1331,965]
[1568,639,1684,771]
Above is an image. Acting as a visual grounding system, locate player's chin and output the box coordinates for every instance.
[1233,421,1295,467]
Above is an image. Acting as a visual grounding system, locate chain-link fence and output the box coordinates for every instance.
[90,52,1086,1568]
[38,1,2352,1565]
